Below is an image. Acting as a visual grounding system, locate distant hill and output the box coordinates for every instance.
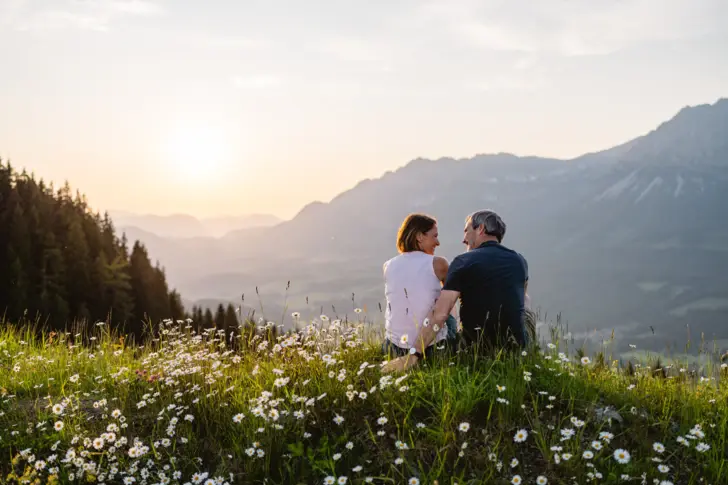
[110,211,282,238]
[123,98,728,356]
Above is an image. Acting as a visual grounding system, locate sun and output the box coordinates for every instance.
[160,124,231,182]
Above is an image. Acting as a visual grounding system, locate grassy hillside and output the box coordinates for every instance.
[0,315,726,485]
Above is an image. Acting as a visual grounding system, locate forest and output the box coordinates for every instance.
[0,160,241,339]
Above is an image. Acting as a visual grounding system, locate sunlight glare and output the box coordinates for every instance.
[161,124,231,182]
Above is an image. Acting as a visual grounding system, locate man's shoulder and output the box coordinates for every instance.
[450,252,473,267]
[492,243,527,262]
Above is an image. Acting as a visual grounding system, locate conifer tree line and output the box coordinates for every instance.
[0,160,244,339]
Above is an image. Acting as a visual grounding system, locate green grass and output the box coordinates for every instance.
[0,315,726,485]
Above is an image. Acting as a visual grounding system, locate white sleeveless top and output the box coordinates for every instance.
[383,251,448,349]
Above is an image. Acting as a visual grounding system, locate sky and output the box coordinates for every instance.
[1,0,727,219]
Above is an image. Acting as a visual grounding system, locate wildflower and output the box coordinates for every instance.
[352,466,362,472]
[395,440,409,450]
[337,478,348,485]
[408,479,420,485]
[511,476,522,485]
[233,414,244,423]
[274,377,290,388]
[333,414,344,425]
[497,385,506,392]
[581,356,591,365]
[333,453,341,461]
[613,449,631,464]
[510,458,519,468]
[653,442,665,453]
[54,421,64,431]
[658,465,669,473]
[537,477,548,485]
[513,429,528,443]
[324,477,335,485]
[583,450,594,460]
[696,442,710,452]
[459,422,470,432]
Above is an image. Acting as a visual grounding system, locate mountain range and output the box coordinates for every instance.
[120,98,728,358]
[110,211,282,238]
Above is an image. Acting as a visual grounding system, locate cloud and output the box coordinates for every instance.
[469,74,547,92]
[232,75,283,89]
[315,37,386,63]
[203,36,269,50]
[107,0,163,16]
[417,0,728,56]
[10,0,163,32]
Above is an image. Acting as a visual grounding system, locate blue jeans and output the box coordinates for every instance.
[445,314,458,341]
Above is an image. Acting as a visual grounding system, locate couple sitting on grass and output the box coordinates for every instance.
[381,209,534,373]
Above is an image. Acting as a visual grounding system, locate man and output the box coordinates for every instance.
[382,209,529,373]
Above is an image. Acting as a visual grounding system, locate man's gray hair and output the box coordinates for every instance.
[467,209,506,242]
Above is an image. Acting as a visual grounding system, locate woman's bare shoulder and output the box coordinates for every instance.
[433,256,449,280]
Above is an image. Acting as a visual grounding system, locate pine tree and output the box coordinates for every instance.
[224,304,239,329]
[214,303,226,330]
[64,217,92,322]
[5,191,30,320]
[203,308,214,328]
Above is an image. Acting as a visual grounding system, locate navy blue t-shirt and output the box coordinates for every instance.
[443,241,529,349]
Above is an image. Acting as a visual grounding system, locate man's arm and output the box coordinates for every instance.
[411,290,459,354]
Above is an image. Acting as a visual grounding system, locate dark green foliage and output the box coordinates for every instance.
[0,159,187,337]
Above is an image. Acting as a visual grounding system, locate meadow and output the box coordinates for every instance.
[1,312,726,485]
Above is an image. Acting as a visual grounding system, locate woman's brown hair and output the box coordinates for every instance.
[396,213,437,253]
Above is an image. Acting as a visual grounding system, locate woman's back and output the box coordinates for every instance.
[383,251,447,348]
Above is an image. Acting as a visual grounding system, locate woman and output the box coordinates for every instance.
[382,213,458,357]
